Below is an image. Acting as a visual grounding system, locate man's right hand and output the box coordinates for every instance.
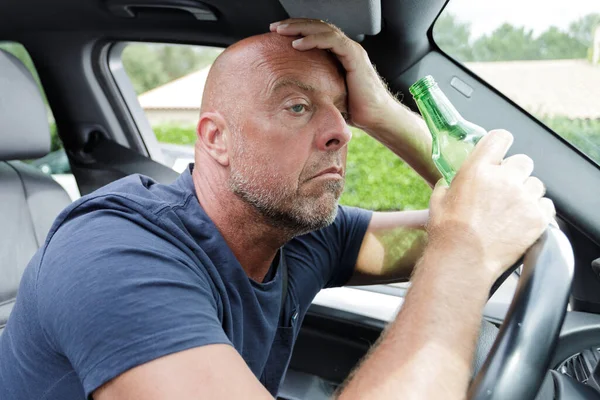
[427,129,556,284]
[337,130,556,400]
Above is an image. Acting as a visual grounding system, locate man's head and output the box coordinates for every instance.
[196,33,352,236]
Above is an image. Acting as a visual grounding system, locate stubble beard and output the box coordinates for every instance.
[228,140,343,238]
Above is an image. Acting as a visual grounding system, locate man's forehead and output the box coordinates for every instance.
[223,33,347,100]
[257,53,346,97]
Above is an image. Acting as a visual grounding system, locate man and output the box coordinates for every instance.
[0,19,554,399]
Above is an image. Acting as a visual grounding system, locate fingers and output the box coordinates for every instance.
[289,30,349,53]
[269,18,327,32]
[289,31,360,72]
[272,20,334,36]
[524,176,546,198]
[270,19,362,73]
[501,154,534,182]
[270,18,333,33]
[466,129,514,167]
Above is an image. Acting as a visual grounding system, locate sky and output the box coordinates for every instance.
[443,0,600,38]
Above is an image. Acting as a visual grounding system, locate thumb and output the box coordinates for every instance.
[429,178,448,206]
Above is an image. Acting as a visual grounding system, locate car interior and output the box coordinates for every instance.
[1,0,600,399]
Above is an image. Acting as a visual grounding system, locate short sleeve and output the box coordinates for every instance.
[36,209,231,398]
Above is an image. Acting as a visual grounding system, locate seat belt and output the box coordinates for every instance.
[85,135,180,184]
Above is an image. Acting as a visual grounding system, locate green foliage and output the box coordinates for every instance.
[49,122,62,152]
[340,129,432,211]
[435,12,598,62]
[472,24,540,61]
[153,124,197,145]
[568,13,600,48]
[536,27,588,60]
[122,43,221,94]
[537,116,600,165]
[433,14,474,62]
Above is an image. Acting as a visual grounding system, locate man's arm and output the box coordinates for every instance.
[360,100,442,188]
[338,238,493,399]
[94,345,273,400]
[348,209,428,285]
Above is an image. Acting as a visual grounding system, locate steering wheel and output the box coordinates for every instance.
[467,226,575,400]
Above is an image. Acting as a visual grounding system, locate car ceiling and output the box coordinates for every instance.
[0,0,447,78]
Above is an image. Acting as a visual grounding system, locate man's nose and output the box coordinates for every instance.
[316,107,352,152]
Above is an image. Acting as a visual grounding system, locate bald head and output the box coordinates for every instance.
[194,31,351,237]
[200,33,344,117]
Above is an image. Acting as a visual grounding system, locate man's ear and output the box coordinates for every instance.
[197,112,230,167]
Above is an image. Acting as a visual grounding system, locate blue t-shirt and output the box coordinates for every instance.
[0,165,371,399]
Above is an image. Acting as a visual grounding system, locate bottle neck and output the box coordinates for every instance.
[414,85,463,134]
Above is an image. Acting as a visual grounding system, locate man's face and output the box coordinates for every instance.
[227,42,352,235]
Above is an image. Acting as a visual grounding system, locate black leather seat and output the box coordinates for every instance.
[0,50,72,334]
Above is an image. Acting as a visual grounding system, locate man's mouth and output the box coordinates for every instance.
[311,166,344,180]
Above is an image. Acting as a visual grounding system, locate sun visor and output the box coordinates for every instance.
[277,0,381,41]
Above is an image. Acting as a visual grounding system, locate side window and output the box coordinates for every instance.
[0,42,79,201]
[433,4,600,166]
[120,43,222,172]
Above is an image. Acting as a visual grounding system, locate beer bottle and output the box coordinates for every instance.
[409,75,487,184]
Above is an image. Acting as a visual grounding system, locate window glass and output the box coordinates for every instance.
[0,42,78,200]
[433,0,600,166]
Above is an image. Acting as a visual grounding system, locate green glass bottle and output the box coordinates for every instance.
[409,75,487,185]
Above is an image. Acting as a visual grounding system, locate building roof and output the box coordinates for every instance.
[138,59,600,119]
[138,65,211,110]
[465,59,600,119]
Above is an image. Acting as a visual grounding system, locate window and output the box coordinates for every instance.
[0,42,79,200]
[433,0,600,166]
[119,42,222,172]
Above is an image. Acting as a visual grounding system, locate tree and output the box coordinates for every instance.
[121,43,221,94]
[433,14,474,62]
[121,44,167,94]
[536,27,587,59]
[568,13,600,48]
[472,23,540,61]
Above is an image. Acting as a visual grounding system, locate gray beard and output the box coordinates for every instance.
[229,167,341,238]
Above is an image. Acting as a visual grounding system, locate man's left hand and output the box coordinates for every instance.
[270,18,395,131]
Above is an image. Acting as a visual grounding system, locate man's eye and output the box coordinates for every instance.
[290,104,307,113]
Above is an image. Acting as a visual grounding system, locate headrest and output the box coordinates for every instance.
[0,49,50,161]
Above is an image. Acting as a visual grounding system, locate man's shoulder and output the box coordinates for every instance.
[71,173,190,218]
[46,173,193,245]
[36,173,203,287]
